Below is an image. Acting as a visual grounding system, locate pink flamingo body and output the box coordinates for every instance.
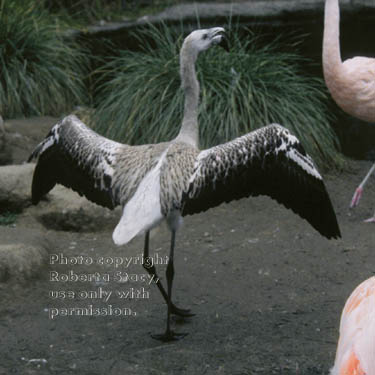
[323,0,375,222]
[331,276,375,375]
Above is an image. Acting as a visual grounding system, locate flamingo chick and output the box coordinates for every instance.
[29,27,340,341]
[331,276,375,375]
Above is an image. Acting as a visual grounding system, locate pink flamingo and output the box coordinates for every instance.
[330,276,375,375]
[323,0,375,222]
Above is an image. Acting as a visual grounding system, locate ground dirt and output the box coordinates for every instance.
[0,118,374,375]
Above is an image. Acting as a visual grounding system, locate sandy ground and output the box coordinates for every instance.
[0,118,375,375]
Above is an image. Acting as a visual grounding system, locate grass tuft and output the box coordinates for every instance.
[93,23,343,169]
[0,0,89,118]
[0,212,17,226]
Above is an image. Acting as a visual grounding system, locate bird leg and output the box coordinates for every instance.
[350,163,375,208]
[350,186,363,208]
[151,230,188,342]
[349,163,375,222]
[142,231,193,317]
[363,207,375,223]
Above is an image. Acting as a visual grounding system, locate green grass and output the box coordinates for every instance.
[93,23,344,169]
[0,0,89,118]
[0,212,17,226]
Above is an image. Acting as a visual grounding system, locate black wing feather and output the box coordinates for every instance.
[28,115,119,209]
[182,124,341,239]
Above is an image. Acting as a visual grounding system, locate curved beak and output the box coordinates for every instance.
[211,27,229,52]
[219,32,230,52]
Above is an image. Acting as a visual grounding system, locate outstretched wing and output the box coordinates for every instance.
[28,115,122,209]
[182,124,341,239]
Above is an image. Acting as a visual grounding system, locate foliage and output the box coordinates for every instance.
[93,23,343,169]
[0,0,89,118]
[0,212,17,226]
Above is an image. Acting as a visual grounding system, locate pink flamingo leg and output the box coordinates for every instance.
[350,163,375,222]
[350,186,363,207]
[364,210,375,223]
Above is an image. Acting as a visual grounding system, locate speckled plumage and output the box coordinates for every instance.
[28,27,340,340]
[29,115,120,209]
[183,124,339,239]
[28,115,169,211]
[28,117,340,240]
[160,142,199,215]
[112,142,169,207]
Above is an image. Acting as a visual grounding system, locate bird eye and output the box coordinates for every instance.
[202,34,208,40]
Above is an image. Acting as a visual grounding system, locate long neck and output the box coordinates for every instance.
[176,42,199,147]
[323,0,343,75]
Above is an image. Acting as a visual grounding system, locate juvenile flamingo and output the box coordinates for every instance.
[323,0,375,222]
[330,276,375,375]
[29,27,340,341]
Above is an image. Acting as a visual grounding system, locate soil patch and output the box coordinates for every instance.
[0,156,374,374]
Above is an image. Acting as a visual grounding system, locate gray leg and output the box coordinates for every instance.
[151,230,188,341]
[142,231,193,317]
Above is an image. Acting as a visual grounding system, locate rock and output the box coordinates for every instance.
[3,116,57,165]
[0,116,56,166]
[27,184,121,232]
[0,163,34,213]
[0,227,49,282]
[0,163,120,231]
[69,0,375,38]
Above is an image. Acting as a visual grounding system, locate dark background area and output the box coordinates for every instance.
[74,3,375,161]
